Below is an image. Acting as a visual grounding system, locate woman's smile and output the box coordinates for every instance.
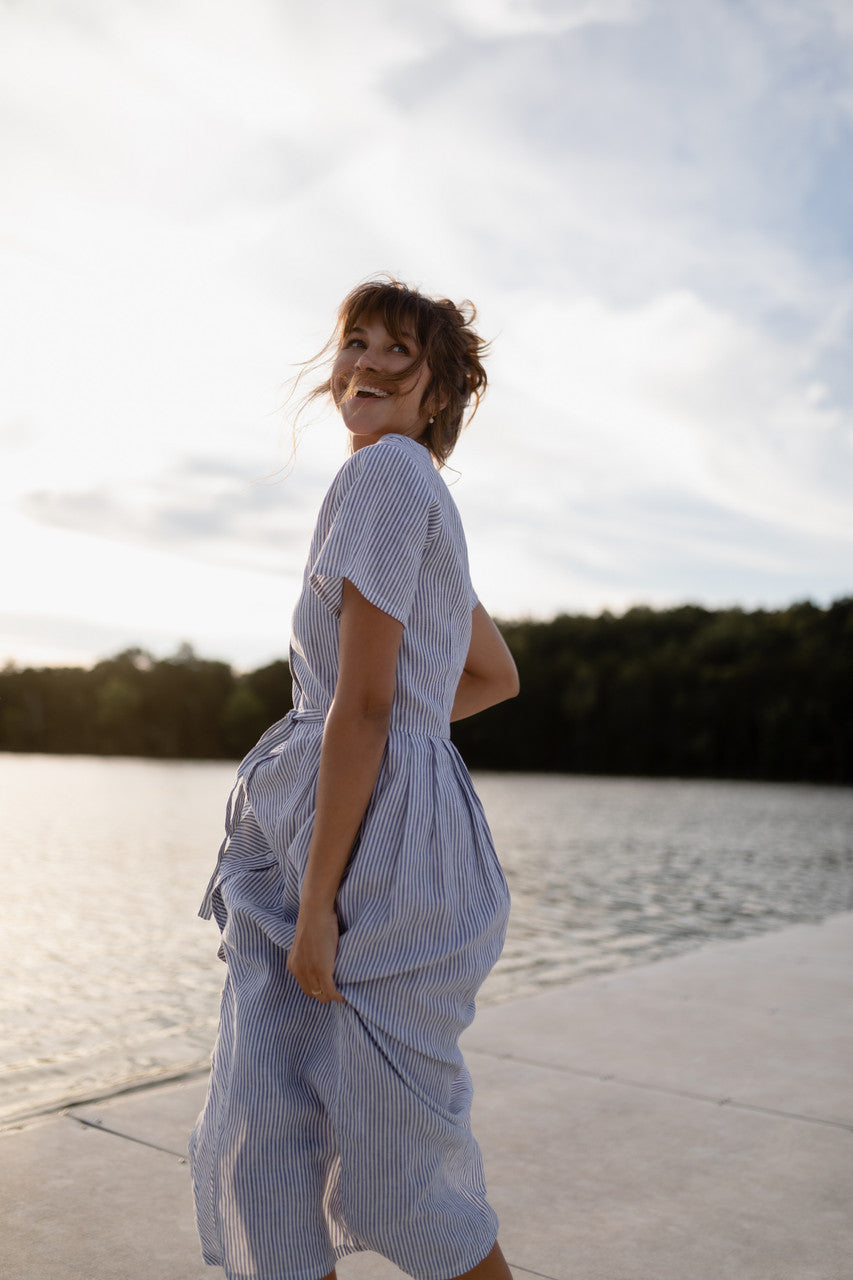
[354,384,390,399]
[332,315,433,447]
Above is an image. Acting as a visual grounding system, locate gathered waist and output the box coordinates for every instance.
[199,704,454,919]
[290,706,450,741]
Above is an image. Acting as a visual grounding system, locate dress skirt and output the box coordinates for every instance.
[189,714,511,1280]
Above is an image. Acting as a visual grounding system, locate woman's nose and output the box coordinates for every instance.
[355,345,379,370]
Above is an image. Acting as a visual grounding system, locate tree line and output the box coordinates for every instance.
[1,600,850,782]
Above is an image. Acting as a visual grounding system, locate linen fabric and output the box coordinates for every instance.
[189,433,511,1280]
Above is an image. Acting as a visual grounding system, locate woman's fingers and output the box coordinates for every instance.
[286,905,345,1003]
[294,967,344,1003]
[309,981,345,1004]
[292,971,345,1003]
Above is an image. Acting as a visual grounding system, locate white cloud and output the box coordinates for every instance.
[436,0,648,37]
[449,285,853,615]
[482,287,852,514]
[16,452,324,576]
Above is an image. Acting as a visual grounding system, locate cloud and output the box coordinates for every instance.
[387,0,852,302]
[485,287,852,524]
[450,283,853,615]
[16,453,326,576]
[437,0,649,37]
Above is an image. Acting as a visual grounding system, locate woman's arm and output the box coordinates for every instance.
[286,578,404,1003]
[451,603,519,722]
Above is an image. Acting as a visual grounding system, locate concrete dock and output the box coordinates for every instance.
[2,913,851,1280]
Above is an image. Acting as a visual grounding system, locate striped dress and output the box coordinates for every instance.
[189,432,511,1280]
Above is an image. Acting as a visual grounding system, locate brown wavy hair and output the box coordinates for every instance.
[304,278,489,467]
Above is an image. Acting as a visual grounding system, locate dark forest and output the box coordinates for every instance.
[2,599,850,783]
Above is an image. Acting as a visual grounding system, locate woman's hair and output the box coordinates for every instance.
[302,278,489,466]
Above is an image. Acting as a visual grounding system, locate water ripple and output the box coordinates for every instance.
[2,756,851,1125]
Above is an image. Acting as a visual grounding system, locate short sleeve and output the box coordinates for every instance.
[309,442,434,626]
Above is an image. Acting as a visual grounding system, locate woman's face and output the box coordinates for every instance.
[331,314,433,449]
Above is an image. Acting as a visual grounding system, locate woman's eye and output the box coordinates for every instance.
[391,343,410,355]
[344,337,366,349]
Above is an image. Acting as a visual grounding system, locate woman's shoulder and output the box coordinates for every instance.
[332,434,438,503]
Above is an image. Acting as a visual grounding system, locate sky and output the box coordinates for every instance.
[2,0,852,671]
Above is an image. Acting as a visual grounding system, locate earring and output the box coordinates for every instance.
[428,416,435,425]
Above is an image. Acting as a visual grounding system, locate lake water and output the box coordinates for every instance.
[2,753,852,1127]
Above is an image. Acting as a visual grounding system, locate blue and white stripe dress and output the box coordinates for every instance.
[190,432,511,1280]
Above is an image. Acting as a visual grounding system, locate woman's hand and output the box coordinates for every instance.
[287,580,400,1007]
[287,903,345,1004]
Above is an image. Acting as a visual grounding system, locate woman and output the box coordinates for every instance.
[190,279,519,1280]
